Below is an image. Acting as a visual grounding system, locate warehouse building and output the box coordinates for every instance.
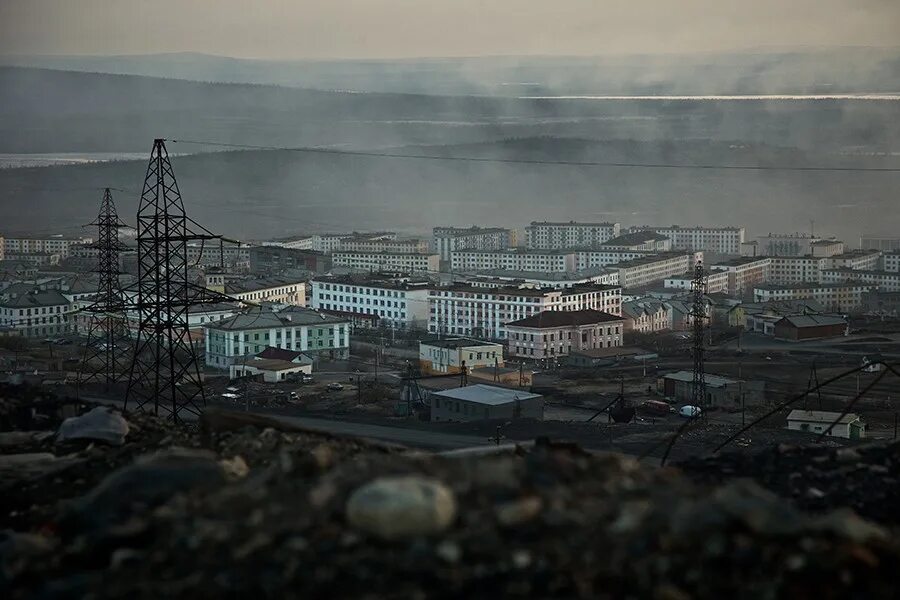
[429,384,543,422]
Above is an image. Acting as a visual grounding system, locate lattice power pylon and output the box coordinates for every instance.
[77,188,131,392]
[124,139,224,421]
[690,261,708,408]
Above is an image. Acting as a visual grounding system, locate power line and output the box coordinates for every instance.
[168,138,900,173]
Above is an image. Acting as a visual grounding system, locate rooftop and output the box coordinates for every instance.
[256,346,313,363]
[243,358,309,372]
[778,314,847,328]
[225,276,306,295]
[664,370,739,388]
[0,289,70,308]
[205,306,346,331]
[528,220,617,227]
[421,337,499,349]
[712,256,771,267]
[312,275,431,291]
[506,309,623,329]
[431,383,541,406]
[602,231,669,246]
[786,409,861,425]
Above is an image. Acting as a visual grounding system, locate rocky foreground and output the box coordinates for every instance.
[1,395,898,599]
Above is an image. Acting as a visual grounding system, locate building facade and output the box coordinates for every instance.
[418,337,504,374]
[820,268,900,292]
[310,276,430,329]
[525,221,620,249]
[450,249,577,273]
[615,253,698,289]
[0,289,74,338]
[432,226,516,262]
[338,237,429,254]
[225,277,306,306]
[768,256,828,284]
[505,310,623,360]
[331,251,440,273]
[753,283,877,313]
[664,269,729,294]
[622,298,673,333]
[631,226,744,255]
[2,235,93,259]
[710,257,771,296]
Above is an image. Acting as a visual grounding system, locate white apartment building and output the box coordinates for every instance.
[828,251,882,271]
[525,221,621,249]
[665,269,730,294]
[811,240,845,258]
[331,251,440,273]
[461,268,619,289]
[506,310,624,360]
[310,232,397,254]
[756,233,820,257]
[631,226,744,254]
[225,277,306,306]
[339,238,429,254]
[861,236,900,252]
[883,252,900,272]
[753,283,877,313]
[450,249,577,273]
[575,249,650,270]
[0,289,74,337]
[310,276,430,329]
[602,231,672,252]
[710,257,771,296]
[261,236,315,250]
[615,253,698,289]
[432,226,516,262]
[428,283,622,340]
[768,256,828,284]
[186,243,251,267]
[821,269,900,292]
[3,235,93,259]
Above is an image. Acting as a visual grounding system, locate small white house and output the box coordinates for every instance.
[786,409,865,440]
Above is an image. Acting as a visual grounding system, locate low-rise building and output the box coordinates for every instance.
[451,249,577,273]
[774,314,848,341]
[505,310,623,360]
[418,337,504,374]
[428,283,622,339]
[828,250,882,271]
[332,251,440,273]
[525,221,620,249]
[429,384,543,422]
[433,226,517,262]
[753,283,877,313]
[862,290,900,317]
[203,306,349,368]
[225,277,306,306]
[622,298,672,333]
[0,288,73,337]
[659,370,765,407]
[229,350,314,382]
[786,410,865,439]
[310,275,430,330]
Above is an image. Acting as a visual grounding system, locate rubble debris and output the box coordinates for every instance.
[57,407,129,446]
[346,476,457,540]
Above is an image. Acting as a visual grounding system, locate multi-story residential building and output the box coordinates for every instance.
[821,269,900,292]
[339,237,429,254]
[860,235,900,252]
[622,297,673,333]
[630,225,744,255]
[262,235,315,250]
[331,251,440,273]
[203,306,349,368]
[225,276,306,306]
[768,255,828,284]
[460,268,618,289]
[601,231,672,252]
[2,235,93,259]
[574,249,650,270]
[752,283,877,313]
[310,275,430,330]
[506,310,624,360]
[450,249,577,273]
[418,337,504,374]
[811,240,846,258]
[615,253,698,289]
[883,252,900,273]
[0,288,74,337]
[247,247,331,274]
[4,251,61,266]
[311,232,396,254]
[525,221,620,249]
[827,250,882,271]
[432,226,517,262]
[710,256,771,296]
[755,233,820,257]
[428,283,622,340]
[664,269,729,294]
[186,243,252,267]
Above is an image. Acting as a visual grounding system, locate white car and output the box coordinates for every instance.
[678,405,702,418]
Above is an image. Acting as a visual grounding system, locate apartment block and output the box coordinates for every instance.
[450,249,576,273]
[631,225,744,254]
[601,231,672,252]
[755,233,820,257]
[710,256,771,296]
[811,239,846,258]
[428,283,622,340]
[615,253,698,289]
[861,236,900,252]
[310,275,430,329]
[331,251,440,273]
[224,277,306,306]
[664,269,729,294]
[827,250,882,271]
[821,269,900,292]
[3,235,93,259]
[525,221,620,249]
[574,249,650,270]
[883,252,900,273]
[768,256,828,284]
[186,243,251,267]
[622,297,673,333]
[339,237,429,254]
[432,226,516,262]
[753,283,877,313]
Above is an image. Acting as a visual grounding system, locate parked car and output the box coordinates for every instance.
[326,382,344,391]
[300,374,313,384]
[678,405,702,418]
[638,400,673,416]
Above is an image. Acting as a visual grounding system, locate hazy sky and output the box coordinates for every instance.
[1,0,898,59]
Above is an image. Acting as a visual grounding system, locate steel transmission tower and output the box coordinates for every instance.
[77,188,130,391]
[690,261,708,408]
[124,139,223,421]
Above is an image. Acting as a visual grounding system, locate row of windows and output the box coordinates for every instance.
[0,305,67,317]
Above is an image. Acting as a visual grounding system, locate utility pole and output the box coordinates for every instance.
[690,262,707,410]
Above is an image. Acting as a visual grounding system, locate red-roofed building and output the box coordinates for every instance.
[505,309,624,360]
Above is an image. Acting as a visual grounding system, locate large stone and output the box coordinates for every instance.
[346,476,456,541]
[57,407,129,446]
